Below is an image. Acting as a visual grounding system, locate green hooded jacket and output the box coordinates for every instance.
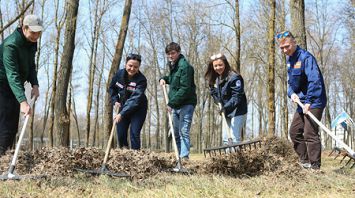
[0,28,39,103]
[161,54,197,108]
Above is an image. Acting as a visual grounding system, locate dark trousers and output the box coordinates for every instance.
[289,108,324,167]
[116,105,147,150]
[0,82,20,155]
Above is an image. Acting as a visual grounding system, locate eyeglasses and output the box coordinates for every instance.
[127,53,142,62]
[210,53,224,61]
[275,31,294,40]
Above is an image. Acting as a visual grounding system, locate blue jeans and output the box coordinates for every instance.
[116,105,147,150]
[172,104,194,158]
[222,113,247,144]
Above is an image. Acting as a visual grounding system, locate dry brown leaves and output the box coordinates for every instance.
[193,136,303,177]
[0,137,303,180]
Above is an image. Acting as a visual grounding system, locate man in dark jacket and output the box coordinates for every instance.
[277,31,327,170]
[0,15,42,155]
[159,42,197,160]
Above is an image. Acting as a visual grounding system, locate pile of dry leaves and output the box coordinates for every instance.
[194,136,302,177]
[0,137,302,180]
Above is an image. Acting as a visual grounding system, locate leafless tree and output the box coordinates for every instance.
[54,0,80,147]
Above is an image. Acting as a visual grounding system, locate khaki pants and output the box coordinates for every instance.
[289,108,324,168]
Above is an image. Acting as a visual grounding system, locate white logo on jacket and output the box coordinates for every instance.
[236,80,241,88]
[116,82,124,88]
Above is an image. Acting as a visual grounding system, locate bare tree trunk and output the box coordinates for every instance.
[267,0,276,136]
[67,76,72,147]
[48,0,65,147]
[279,0,288,139]
[54,0,80,147]
[92,46,105,147]
[0,0,4,42]
[234,0,241,73]
[257,83,263,136]
[290,0,307,50]
[86,0,106,147]
[103,0,132,148]
[29,0,46,150]
[71,80,81,147]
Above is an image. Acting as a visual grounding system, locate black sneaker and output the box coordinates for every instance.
[311,163,321,170]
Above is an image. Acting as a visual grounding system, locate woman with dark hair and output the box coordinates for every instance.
[109,53,147,150]
[205,53,248,144]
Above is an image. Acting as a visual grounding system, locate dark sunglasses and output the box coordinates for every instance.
[127,53,142,62]
[276,31,294,40]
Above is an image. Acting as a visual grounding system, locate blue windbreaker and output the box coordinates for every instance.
[210,71,247,118]
[109,69,148,117]
[287,46,327,112]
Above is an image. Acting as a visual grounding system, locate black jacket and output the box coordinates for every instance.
[109,69,147,117]
[210,71,247,118]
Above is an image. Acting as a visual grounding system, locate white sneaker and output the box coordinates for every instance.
[299,162,311,169]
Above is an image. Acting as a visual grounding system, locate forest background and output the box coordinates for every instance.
[0,0,353,153]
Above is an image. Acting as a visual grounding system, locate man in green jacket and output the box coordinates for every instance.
[0,15,42,155]
[160,42,197,160]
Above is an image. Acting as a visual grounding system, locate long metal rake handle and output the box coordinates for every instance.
[8,98,35,176]
[218,103,233,144]
[162,85,180,162]
[296,100,355,157]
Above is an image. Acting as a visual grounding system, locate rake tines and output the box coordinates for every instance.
[203,139,262,158]
[328,147,355,169]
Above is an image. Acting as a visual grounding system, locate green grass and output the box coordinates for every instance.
[1,154,354,198]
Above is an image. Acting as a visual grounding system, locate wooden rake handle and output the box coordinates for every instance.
[162,84,180,161]
[103,108,119,165]
[218,103,233,144]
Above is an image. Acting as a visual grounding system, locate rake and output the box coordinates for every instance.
[74,108,130,177]
[203,103,262,157]
[162,84,189,173]
[296,100,355,169]
[0,98,46,181]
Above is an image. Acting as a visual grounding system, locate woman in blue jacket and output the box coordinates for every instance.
[109,53,148,150]
[205,53,248,144]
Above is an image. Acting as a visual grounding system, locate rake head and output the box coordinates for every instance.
[167,159,191,174]
[203,139,262,158]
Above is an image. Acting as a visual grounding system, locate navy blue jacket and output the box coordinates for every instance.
[287,46,327,112]
[109,69,148,118]
[210,71,247,118]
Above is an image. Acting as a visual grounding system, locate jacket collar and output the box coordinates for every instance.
[289,46,302,61]
[217,70,234,85]
[16,27,38,48]
[169,54,184,71]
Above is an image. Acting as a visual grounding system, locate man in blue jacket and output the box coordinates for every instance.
[277,31,327,170]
